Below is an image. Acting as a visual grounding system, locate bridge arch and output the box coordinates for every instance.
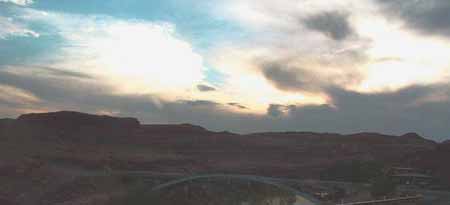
[149,174,321,205]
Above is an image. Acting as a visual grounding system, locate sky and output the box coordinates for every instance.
[0,0,450,141]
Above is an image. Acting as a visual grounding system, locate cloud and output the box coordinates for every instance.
[212,0,450,101]
[267,104,291,117]
[1,65,450,141]
[0,83,41,106]
[36,67,93,79]
[303,11,354,41]
[197,84,216,92]
[260,60,363,94]
[0,67,109,106]
[17,9,205,99]
[262,84,450,140]
[261,62,323,93]
[376,0,450,39]
[0,66,166,121]
[227,103,248,110]
[9,1,445,115]
[6,65,93,79]
[0,16,39,39]
[1,1,450,141]
[180,100,220,107]
[207,0,373,108]
[0,66,227,126]
[0,0,33,6]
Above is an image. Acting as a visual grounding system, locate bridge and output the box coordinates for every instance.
[148,174,425,205]
[55,167,425,205]
[150,174,322,204]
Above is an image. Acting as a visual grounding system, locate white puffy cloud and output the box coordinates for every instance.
[18,9,206,100]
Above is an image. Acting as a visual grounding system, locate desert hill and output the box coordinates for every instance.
[0,111,438,176]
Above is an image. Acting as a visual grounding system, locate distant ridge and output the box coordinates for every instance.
[0,110,437,144]
[139,123,211,137]
[0,110,445,180]
[11,111,140,142]
[18,111,140,127]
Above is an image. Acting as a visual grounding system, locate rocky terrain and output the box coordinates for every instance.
[0,111,446,205]
[407,142,450,188]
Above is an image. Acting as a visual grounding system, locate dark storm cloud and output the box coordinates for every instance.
[261,62,324,92]
[1,67,450,141]
[284,85,450,141]
[262,84,450,141]
[377,0,450,38]
[227,103,248,110]
[303,11,354,41]
[260,61,362,93]
[197,84,216,92]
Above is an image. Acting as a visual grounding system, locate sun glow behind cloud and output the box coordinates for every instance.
[353,12,450,92]
[19,10,206,101]
[69,21,206,97]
